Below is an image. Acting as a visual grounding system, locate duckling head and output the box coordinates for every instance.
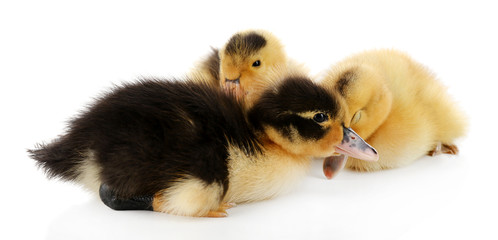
[249,76,379,161]
[320,64,389,178]
[219,30,287,103]
[324,64,393,139]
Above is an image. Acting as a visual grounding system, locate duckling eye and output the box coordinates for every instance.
[252,60,261,67]
[313,113,328,123]
[351,111,362,125]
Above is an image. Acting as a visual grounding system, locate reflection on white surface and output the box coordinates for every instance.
[44,156,466,240]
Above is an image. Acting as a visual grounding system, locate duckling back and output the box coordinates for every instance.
[360,50,467,145]
[29,79,259,197]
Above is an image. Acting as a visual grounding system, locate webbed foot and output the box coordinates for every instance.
[428,142,459,156]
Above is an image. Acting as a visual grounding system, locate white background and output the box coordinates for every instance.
[1,0,497,239]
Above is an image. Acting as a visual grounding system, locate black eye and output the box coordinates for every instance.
[313,113,328,123]
[252,60,261,67]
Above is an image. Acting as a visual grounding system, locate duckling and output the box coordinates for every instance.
[28,74,377,217]
[190,29,307,107]
[319,49,467,174]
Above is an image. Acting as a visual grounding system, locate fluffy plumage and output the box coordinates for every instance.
[29,75,351,217]
[29,79,257,197]
[319,49,467,172]
[190,29,307,108]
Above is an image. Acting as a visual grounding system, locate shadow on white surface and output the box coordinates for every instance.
[45,155,467,240]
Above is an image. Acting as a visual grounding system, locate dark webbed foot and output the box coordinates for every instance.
[99,184,154,211]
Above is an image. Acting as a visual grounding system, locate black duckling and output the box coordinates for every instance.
[29,75,376,217]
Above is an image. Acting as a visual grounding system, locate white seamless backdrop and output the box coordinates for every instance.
[1,1,496,239]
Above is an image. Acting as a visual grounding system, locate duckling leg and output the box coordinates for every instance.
[428,142,442,156]
[151,177,226,217]
[427,142,459,156]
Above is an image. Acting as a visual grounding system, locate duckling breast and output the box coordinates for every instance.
[224,144,310,204]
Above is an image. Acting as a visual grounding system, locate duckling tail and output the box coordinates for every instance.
[28,136,86,181]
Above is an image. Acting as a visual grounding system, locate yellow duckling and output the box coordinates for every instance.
[190,29,306,107]
[319,49,467,175]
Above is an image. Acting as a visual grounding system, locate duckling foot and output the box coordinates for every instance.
[206,210,228,218]
[221,202,237,210]
[204,202,236,218]
[428,142,459,156]
[323,154,348,179]
[99,184,154,211]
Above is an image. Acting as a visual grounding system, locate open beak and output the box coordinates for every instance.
[323,127,379,179]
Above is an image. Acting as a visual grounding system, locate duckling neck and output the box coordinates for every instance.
[260,136,309,159]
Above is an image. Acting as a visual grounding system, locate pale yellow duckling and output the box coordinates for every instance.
[319,49,467,174]
[190,29,307,108]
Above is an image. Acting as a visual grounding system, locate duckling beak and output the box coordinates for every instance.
[323,127,378,179]
[336,127,378,162]
[224,78,243,99]
[225,78,240,84]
